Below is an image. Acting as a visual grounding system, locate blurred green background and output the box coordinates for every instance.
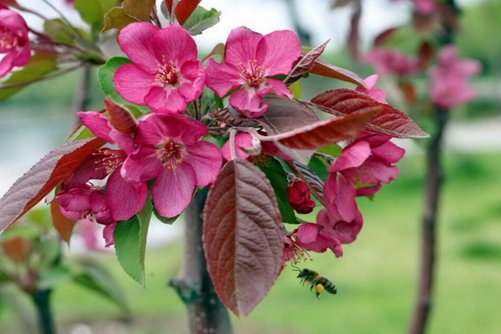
[0,0,500,333]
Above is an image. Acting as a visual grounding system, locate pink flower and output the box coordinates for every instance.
[56,186,114,226]
[0,6,31,78]
[356,74,387,103]
[324,134,405,221]
[220,132,291,161]
[75,111,148,221]
[206,27,301,118]
[363,49,420,76]
[429,46,481,108]
[122,114,222,218]
[113,23,205,114]
[287,179,315,214]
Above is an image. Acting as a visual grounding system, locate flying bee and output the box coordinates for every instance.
[293,267,337,298]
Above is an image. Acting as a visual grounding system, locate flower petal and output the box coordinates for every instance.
[78,111,113,142]
[206,58,242,97]
[329,140,371,173]
[118,22,159,70]
[224,27,262,66]
[257,30,301,76]
[184,141,222,186]
[151,24,197,66]
[121,148,162,183]
[113,64,156,105]
[229,88,268,118]
[107,171,147,221]
[266,78,292,98]
[144,86,187,114]
[152,163,196,218]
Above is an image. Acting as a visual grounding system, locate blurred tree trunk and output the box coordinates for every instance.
[170,189,233,334]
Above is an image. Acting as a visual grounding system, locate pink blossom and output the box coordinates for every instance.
[429,46,481,108]
[221,132,291,161]
[75,111,148,221]
[122,114,222,218]
[363,49,420,76]
[287,179,315,214]
[206,27,301,118]
[324,134,405,221]
[356,74,387,103]
[0,6,31,78]
[113,23,205,114]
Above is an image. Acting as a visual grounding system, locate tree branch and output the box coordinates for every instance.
[169,189,233,334]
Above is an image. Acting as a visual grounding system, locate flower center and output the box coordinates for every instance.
[155,60,179,86]
[0,27,19,49]
[94,149,124,175]
[156,139,185,169]
[239,60,265,88]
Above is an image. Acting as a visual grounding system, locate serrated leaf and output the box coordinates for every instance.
[203,159,285,317]
[98,57,131,104]
[102,7,137,32]
[261,105,378,150]
[72,261,130,314]
[309,59,365,87]
[50,200,76,243]
[0,138,104,233]
[286,40,329,85]
[256,157,298,225]
[311,89,429,138]
[113,197,152,286]
[183,6,220,35]
[0,53,58,100]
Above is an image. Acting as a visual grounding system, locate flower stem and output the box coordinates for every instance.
[31,289,57,334]
[169,189,233,334]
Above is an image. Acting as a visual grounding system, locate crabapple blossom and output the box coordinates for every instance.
[113,23,205,114]
[0,5,31,78]
[287,179,316,214]
[363,49,420,76]
[206,27,301,118]
[356,74,387,103]
[121,114,222,218]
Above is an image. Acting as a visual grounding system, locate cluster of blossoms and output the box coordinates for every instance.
[428,45,481,108]
[363,49,420,77]
[55,22,306,245]
[0,4,31,78]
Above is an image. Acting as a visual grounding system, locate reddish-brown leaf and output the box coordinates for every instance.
[311,89,429,138]
[0,237,31,264]
[0,138,104,233]
[51,200,76,243]
[417,40,434,69]
[203,159,285,317]
[397,79,417,106]
[309,59,365,87]
[104,98,136,134]
[374,27,399,48]
[285,40,329,85]
[166,0,201,25]
[261,107,379,150]
[0,0,19,7]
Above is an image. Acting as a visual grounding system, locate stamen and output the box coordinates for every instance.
[238,59,265,88]
[155,58,179,86]
[0,27,19,49]
[156,139,185,169]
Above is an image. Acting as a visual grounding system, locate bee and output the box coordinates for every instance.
[293,267,337,298]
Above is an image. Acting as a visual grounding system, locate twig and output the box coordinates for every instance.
[0,64,83,90]
[72,64,92,113]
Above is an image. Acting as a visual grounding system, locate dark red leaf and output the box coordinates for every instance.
[203,159,285,317]
[309,60,365,87]
[417,40,434,69]
[397,79,417,106]
[104,98,136,134]
[285,40,329,85]
[51,200,76,243]
[261,107,378,150]
[374,27,399,48]
[0,138,104,233]
[166,0,201,25]
[311,89,429,138]
[0,0,19,7]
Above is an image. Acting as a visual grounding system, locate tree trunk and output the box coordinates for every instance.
[170,189,233,334]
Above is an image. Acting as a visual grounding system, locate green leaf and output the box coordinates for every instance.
[102,7,137,32]
[256,157,299,225]
[113,198,152,286]
[74,0,117,34]
[72,261,130,315]
[98,57,131,104]
[318,144,342,157]
[182,6,221,35]
[307,155,329,181]
[43,19,76,45]
[0,53,58,100]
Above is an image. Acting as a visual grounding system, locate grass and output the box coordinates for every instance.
[1,151,500,333]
